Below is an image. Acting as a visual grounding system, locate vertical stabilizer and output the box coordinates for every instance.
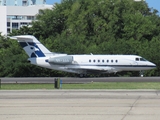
[10,35,51,58]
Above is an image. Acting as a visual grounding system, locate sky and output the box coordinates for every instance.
[46,0,160,13]
[146,0,160,13]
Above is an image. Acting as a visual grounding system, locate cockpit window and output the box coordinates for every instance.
[140,58,147,61]
[135,57,147,61]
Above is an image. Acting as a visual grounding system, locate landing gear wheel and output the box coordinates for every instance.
[79,74,87,78]
[140,71,144,77]
[79,74,84,78]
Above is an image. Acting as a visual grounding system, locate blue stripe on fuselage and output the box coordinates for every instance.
[76,64,156,68]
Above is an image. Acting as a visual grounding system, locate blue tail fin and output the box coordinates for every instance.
[10,35,51,58]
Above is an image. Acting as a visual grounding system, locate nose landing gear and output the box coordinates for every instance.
[140,70,144,77]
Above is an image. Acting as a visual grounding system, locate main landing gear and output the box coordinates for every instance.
[79,74,87,78]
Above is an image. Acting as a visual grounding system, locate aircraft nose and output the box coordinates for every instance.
[150,63,156,68]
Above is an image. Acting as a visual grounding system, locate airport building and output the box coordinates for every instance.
[0,0,46,6]
[0,0,52,35]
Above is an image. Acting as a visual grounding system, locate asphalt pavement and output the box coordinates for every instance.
[0,90,160,120]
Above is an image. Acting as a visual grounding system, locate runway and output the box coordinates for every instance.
[1,77,160,84]
[0,90,160,120]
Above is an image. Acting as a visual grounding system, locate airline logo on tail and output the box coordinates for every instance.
[10,35,51,58]
[19,42,45,58]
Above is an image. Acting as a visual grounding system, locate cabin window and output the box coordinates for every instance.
[102,60,104,63]
[140,58,147,61]
[98,60,100,62]
[93,60,96,62]
[107,60,109,63]
[135,58,139,61]
[89,60,91,62]
[115,60,118,63]
[111,60,113,63]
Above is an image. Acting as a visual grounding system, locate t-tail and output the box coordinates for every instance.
[10,35,51,58]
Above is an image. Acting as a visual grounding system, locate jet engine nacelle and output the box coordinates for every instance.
[48,56,73,65]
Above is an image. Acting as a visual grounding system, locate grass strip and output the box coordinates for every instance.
[1,82,160,90]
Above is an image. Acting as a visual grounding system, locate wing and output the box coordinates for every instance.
[67,65,117,74]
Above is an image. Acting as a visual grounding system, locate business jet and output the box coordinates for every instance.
[10,35,156,77]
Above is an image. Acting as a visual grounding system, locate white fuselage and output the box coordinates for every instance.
[28,55,156,75]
